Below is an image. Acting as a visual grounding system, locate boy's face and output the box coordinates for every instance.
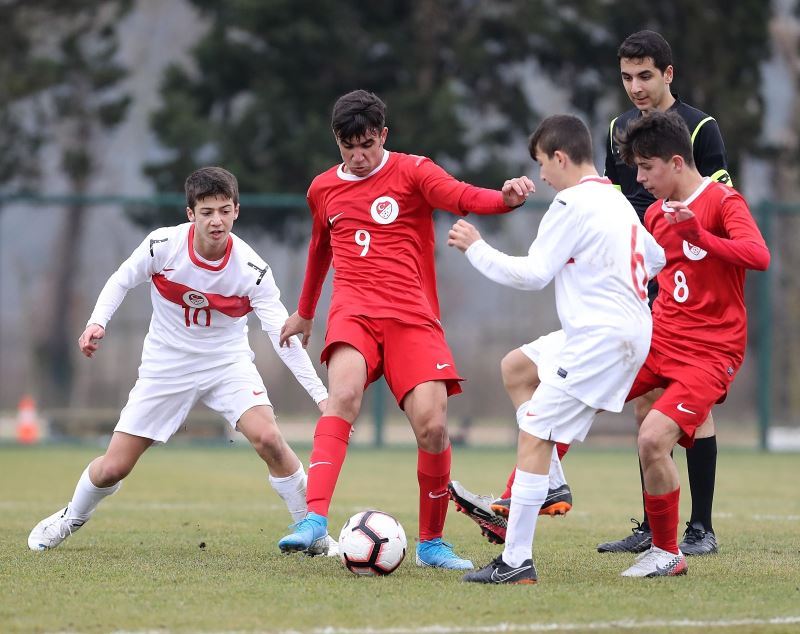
[535,145,566,191]
[187,195,239,250]
[634,155,679,199]
[337,127,388,177]
[620,57,673,113]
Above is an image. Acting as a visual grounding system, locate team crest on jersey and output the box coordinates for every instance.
[370,196,399,225]
[182,290,209,308]
[682,241,707,261]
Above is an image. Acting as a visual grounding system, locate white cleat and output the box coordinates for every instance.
[28,506,88,551]
[620,545,688,577]
[324,534,339,557]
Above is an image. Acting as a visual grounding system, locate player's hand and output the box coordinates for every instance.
[280,311,313,348]
[317,398,328,414]
[78,324,105,358]
[663,201,701,241]
[501,176,535,207]
[448,219,482,253]
[663,201,695,224]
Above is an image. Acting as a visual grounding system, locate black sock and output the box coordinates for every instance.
[686,436,717,532]
[638,457,649,531]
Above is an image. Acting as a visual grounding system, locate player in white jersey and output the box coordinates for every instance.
[28,167,334,554]
[449,116,665,584]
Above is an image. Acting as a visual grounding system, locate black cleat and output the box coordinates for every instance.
[447,481,507,545]
[597,518,652,553]
[491,484,573,518]
[679,521,718,556]
[462,555,537,584]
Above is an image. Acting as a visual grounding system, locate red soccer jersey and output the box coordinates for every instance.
[645,179,768,376]
[297,151,512,324]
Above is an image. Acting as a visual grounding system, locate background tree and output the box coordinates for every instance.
[1,1,131,408]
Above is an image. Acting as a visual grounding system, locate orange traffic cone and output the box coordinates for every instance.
[16,394,40,444]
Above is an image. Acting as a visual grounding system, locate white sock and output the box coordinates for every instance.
[269,465,307,523]
[67,466,121,521]
[548,445,567,489]
[502,469,548,568]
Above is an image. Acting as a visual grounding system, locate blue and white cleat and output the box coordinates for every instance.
[415,537,474,570]
[278,512,329,553]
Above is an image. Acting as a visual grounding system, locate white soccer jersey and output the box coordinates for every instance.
[465,176,665,411]
[88,222,327,403]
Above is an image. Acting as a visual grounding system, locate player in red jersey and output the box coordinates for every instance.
[616,111,769,577]
[277,89,535,569]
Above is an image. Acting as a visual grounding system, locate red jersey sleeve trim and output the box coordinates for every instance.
[187,225,233,271]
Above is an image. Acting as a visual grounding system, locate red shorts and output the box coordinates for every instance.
[321,314,463,407]
[627,347,732,448]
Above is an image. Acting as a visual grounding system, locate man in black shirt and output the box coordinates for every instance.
[597,30,730,557]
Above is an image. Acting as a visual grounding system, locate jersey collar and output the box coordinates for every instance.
[188,225,233,271]
[579,175,612,185]
[661,177,712,211]
[337,150,391,181]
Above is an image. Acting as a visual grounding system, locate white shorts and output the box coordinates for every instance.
[519,330,566,373]
[517,382,597,445]
[115,358,271,443]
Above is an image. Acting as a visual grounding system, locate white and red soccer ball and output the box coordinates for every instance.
[338,510,407,576]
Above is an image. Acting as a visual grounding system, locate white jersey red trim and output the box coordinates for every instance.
[465,178,665,411]
[87,223,327,403]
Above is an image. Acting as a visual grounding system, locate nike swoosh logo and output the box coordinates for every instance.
[428,491,449,499]
[252,390,266,396]
[491,564,532,582]
[676,403,696,414]
[436,363,451,370]
[163,268,175,272]
[526,412,537,417]
[328,212,345,225]
[309,461,332,469]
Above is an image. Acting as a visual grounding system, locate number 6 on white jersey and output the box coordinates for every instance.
[355,229,371,256]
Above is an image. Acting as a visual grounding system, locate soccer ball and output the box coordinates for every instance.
[338,510,407,576]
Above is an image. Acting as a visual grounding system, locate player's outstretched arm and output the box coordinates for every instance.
[279,311,314,348]
[78,324,105,358]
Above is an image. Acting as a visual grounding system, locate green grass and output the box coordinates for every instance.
[1,444,799,633]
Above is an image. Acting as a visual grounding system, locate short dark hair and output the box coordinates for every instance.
[185,166,239,209]
[331,90,386,141]
[617,30,673,73]
[528,115,593,165]
[617,110,695,167]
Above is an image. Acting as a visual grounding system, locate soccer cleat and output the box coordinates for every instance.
[620,545,688,577]
[415,537,474,570]
[278,512,329,553]
[462,554,537,585]
[28,506,87,550]
[597,518,652,553]
[491,484,573,519]
[679,521,718,556]
[447,481,507,544]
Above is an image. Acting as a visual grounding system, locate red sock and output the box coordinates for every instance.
[644,487,680,554]
[501,466,516,499]
[556,442,570,460]
[417,445,451,541]
[306,416,352,516]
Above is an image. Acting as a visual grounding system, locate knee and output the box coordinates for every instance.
[637,427,666,465]
[248,417,285,459]
[413,410,448,451]
[327,385,363,420]
[500,352,520,389]
[94,456,134,486]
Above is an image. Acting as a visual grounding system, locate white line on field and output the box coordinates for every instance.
[99,616,800,634]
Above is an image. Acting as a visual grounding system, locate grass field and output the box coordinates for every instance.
[1,444,798,633]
